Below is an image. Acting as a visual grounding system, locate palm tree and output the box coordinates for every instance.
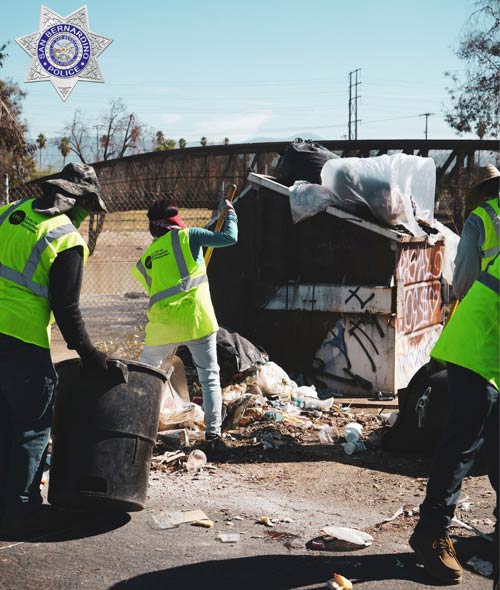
[155,130,165,147]
[36,133,47,169]
[58,137,71,166]
[179,137,187,149]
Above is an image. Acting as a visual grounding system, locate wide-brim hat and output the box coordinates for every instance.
[465,164,500,210]
[42,162,108,213]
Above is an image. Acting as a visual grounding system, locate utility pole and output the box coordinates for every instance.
[93,124,103,161]
[348,69,362,140]
[419,112,435,140]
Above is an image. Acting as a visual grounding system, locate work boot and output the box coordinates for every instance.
[204,435,229,461]
[409,528,462,584]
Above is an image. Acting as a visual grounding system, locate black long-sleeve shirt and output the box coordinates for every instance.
[49,246,94,355]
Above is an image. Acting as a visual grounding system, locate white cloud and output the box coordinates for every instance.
[160,113,182,125]
[196,111,272,142]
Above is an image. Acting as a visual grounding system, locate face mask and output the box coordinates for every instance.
[69,205,89,229]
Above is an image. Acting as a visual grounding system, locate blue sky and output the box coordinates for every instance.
[0,0,476,146]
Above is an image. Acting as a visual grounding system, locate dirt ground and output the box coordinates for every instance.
[41,324,498,589]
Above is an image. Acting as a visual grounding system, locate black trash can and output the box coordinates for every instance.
[48,358,166,512]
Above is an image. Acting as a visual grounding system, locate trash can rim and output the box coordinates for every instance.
[54,357,168,382]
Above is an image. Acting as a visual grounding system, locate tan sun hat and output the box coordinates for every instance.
[465,164,500,211]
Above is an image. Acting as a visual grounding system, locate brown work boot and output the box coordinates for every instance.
[409,528,462,584]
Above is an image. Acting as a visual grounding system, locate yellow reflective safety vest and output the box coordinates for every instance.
[0,198,88,348]
[431,253,500,390]
[132,228,218,346]
[471,197,500,270]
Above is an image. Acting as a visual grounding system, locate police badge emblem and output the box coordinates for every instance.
[16,5,112,102]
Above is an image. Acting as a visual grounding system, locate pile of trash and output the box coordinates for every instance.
[152,358,394,470]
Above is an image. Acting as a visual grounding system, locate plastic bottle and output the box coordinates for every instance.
[344,422,363,443]
[185,449,207,472]
[342,440,367,455]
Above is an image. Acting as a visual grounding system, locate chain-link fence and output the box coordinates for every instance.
[4,142,498,351]
[5,181,218,351]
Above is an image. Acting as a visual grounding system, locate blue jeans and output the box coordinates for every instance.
[140,332,222,438]
[0,334,57,520]
[418,362,499,536]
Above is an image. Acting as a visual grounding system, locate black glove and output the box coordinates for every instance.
[80,347,109,378]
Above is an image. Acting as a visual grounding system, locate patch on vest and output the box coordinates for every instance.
[9,210,26,225]
[145,255,152,269]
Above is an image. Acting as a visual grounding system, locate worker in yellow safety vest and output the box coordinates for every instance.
[453,164,500,299]
[409,167,499,586]
[133,196,238,458]
[0,163,109,534]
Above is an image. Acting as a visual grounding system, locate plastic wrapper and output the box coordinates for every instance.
[319,153,436,236]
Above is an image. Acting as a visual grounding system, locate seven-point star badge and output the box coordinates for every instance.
[16,5,112,101]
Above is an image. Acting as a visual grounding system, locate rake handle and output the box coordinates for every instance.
[204,184,237,267]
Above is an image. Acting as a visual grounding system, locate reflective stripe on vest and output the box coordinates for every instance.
[478,252,500,294]
[135,258,151,289]
[148,230,208,308]
[0,206,78,298]
[478,271,500,294]
[480,202,500,258]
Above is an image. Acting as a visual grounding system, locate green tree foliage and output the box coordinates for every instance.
[200,136,207,147]
[155,130,165,147]
[178,138,187,149]
[445,0,500,137]
[155,138,177,151]
[224,137,230,145]
[0,42,36,185]
[58,137,71,166]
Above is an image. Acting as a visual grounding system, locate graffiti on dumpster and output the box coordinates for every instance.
[397,246,443,284]
[314,315,389,391]
[344,287,375,309]
[402,282,442,333]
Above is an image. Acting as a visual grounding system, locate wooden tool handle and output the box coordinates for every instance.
[204,184,237,267]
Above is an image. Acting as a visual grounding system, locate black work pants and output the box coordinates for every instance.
[418,362,499,535]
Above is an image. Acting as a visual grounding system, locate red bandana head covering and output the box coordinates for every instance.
[151,214,187,230]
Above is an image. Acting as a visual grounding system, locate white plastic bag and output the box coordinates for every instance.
[158,378,205,431]
[289,181,336,223]
[321,154,436,236]
[255,361,297,397]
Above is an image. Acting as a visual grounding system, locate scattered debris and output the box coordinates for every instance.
[185,449,207,473]
[319,526,373,548]
[466,556,494,577]
[191,519,214,528]
[326,572,353,590]
[258,516,275,527]
[157,429,190,448]
[451,517,493,541]
[216,532,240,543]
[151,509,212,530]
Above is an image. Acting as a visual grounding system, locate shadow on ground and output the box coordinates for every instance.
[107,552,447,590]
[0,509,130,543]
